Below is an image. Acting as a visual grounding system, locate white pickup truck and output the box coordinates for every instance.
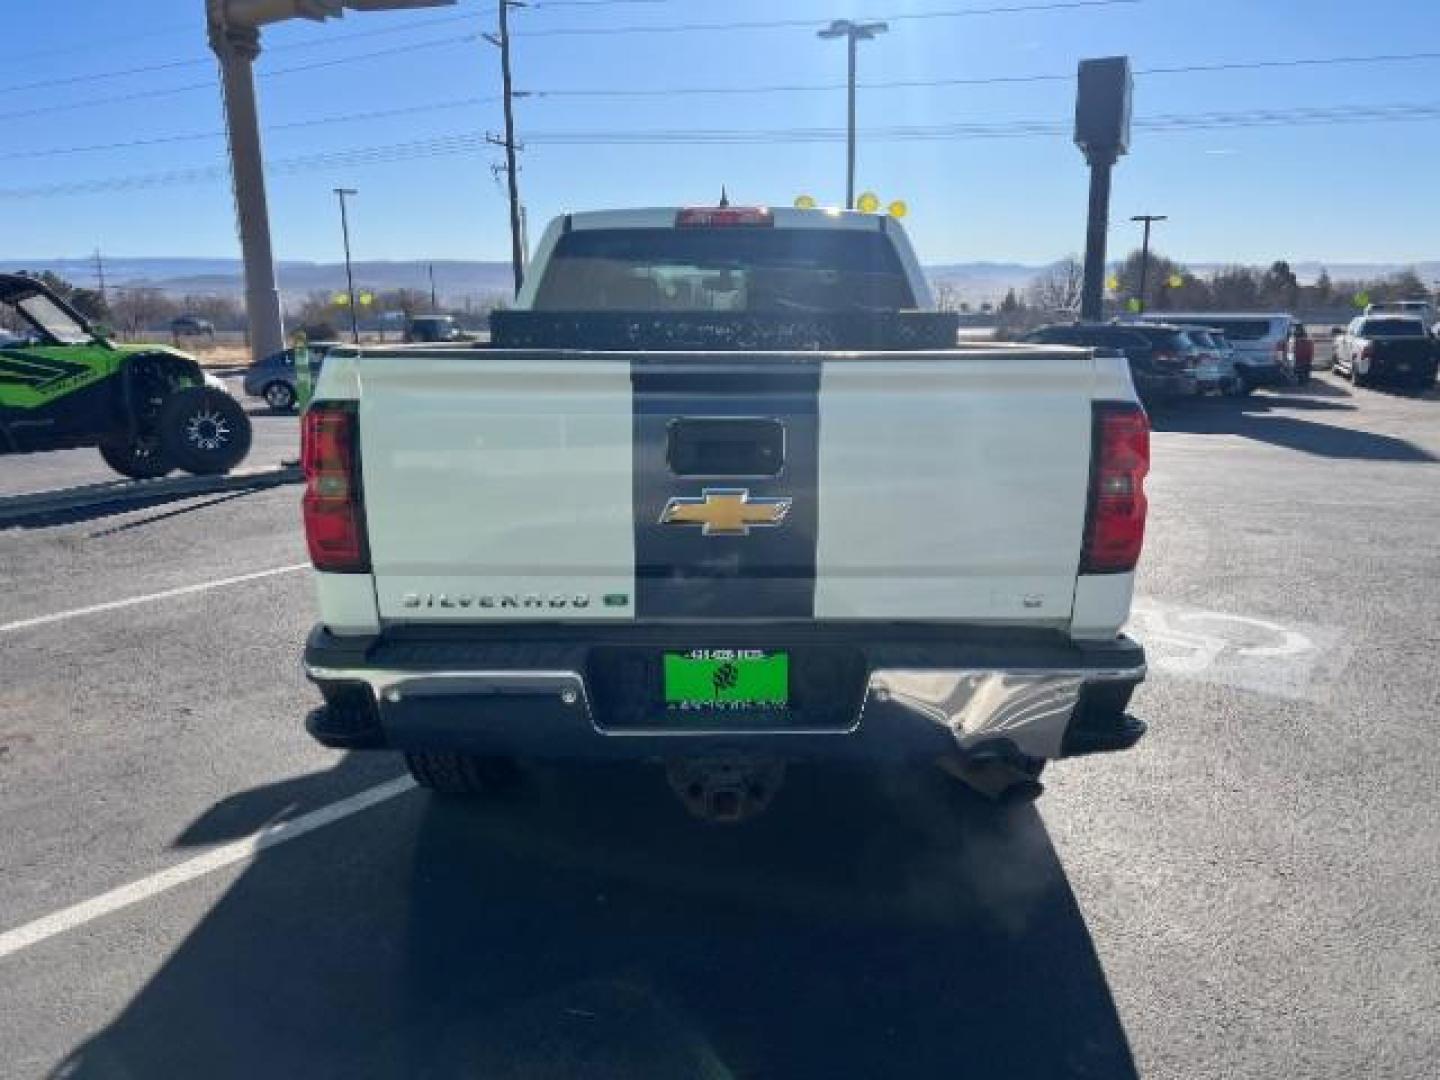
[300,205,1149,820]
[1332,315,1439,389]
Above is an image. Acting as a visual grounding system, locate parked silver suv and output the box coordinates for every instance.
[1142,312,1291,393]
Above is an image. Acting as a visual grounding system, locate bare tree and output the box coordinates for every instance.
[1027,257,1084,316]
[930,281,963,312]
[109,288,176,338]
[178,293,244,331]
[381,288,430,319]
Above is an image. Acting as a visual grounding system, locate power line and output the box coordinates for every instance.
[0,33,480,122]
[2,98,1438,168]
[513,0,1140,36]
[0,98,501,161]
[0,3,694,79]
[5,23,196,63]
[539,73,1067,98]
[0,0,1116,94]
[5,100,1440,200]
[11,34,1440,127]
[0,56,212,96]
[533,48,1440,97]
[0,9,501,95]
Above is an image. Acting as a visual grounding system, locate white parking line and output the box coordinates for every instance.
[0,775,416,961]
[0,563,308,635]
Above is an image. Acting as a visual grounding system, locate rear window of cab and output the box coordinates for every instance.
[532,227,917,312]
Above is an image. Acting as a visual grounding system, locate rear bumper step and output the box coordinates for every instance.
[303,625,1146,764]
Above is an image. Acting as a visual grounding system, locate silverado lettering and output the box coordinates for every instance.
[401,593,593,609]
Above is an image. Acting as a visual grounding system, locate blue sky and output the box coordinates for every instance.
[2,0,1438,266]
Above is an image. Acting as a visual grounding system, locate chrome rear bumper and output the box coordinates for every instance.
[869,667,1143,760]
[303,626,1146,764]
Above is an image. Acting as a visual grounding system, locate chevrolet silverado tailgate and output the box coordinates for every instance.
[355,348,1096,624]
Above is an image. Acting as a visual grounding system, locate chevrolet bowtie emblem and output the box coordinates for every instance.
[660,488,793,537]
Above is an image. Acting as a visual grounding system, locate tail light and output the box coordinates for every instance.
[675,207,773,227]
[302,404,370,573]
[1081,403,1150,574]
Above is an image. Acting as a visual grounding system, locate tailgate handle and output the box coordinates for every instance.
[667,418,785,478]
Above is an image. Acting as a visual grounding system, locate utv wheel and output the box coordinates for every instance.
[98,436,174,480]
[263,381,296,411]
[157,387,252,475]
[405,750,519,796]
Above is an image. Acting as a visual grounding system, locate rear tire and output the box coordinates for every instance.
[98,436,174,480]
[157,387,252,475]
[405,750,519,796]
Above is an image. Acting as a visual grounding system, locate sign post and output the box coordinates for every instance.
[1074,57,1133,322]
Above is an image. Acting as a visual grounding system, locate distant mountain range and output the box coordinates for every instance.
[4,256,1436,307]
[0,258,518,307]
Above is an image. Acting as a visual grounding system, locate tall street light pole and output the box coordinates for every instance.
[334,187,360,343]
[817,19,887,210]
[1131,214,1167,315]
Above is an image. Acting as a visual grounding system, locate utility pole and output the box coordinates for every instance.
[428,263,438,311]
[817,19,888,210]
[333,187,360,344]
[1131,214,1167,315]
[92,249,108,309]
[485,1,527,295]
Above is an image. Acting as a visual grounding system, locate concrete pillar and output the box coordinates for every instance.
[209,21,285,365]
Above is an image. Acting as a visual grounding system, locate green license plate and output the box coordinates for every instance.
[663,650,789,709]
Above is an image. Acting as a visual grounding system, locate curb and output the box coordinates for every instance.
[0,464,302,526]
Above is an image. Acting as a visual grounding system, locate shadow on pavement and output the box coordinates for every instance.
[52,762,1136,1080]
[1289,376,1351,398]
[1151,393,1436,462]
[172,752,407,847]
[6,477,297,532]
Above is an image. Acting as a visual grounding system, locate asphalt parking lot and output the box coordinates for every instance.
[2,372,1439,1079]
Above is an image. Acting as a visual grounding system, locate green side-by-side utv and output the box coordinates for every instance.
[0,273,252,480]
